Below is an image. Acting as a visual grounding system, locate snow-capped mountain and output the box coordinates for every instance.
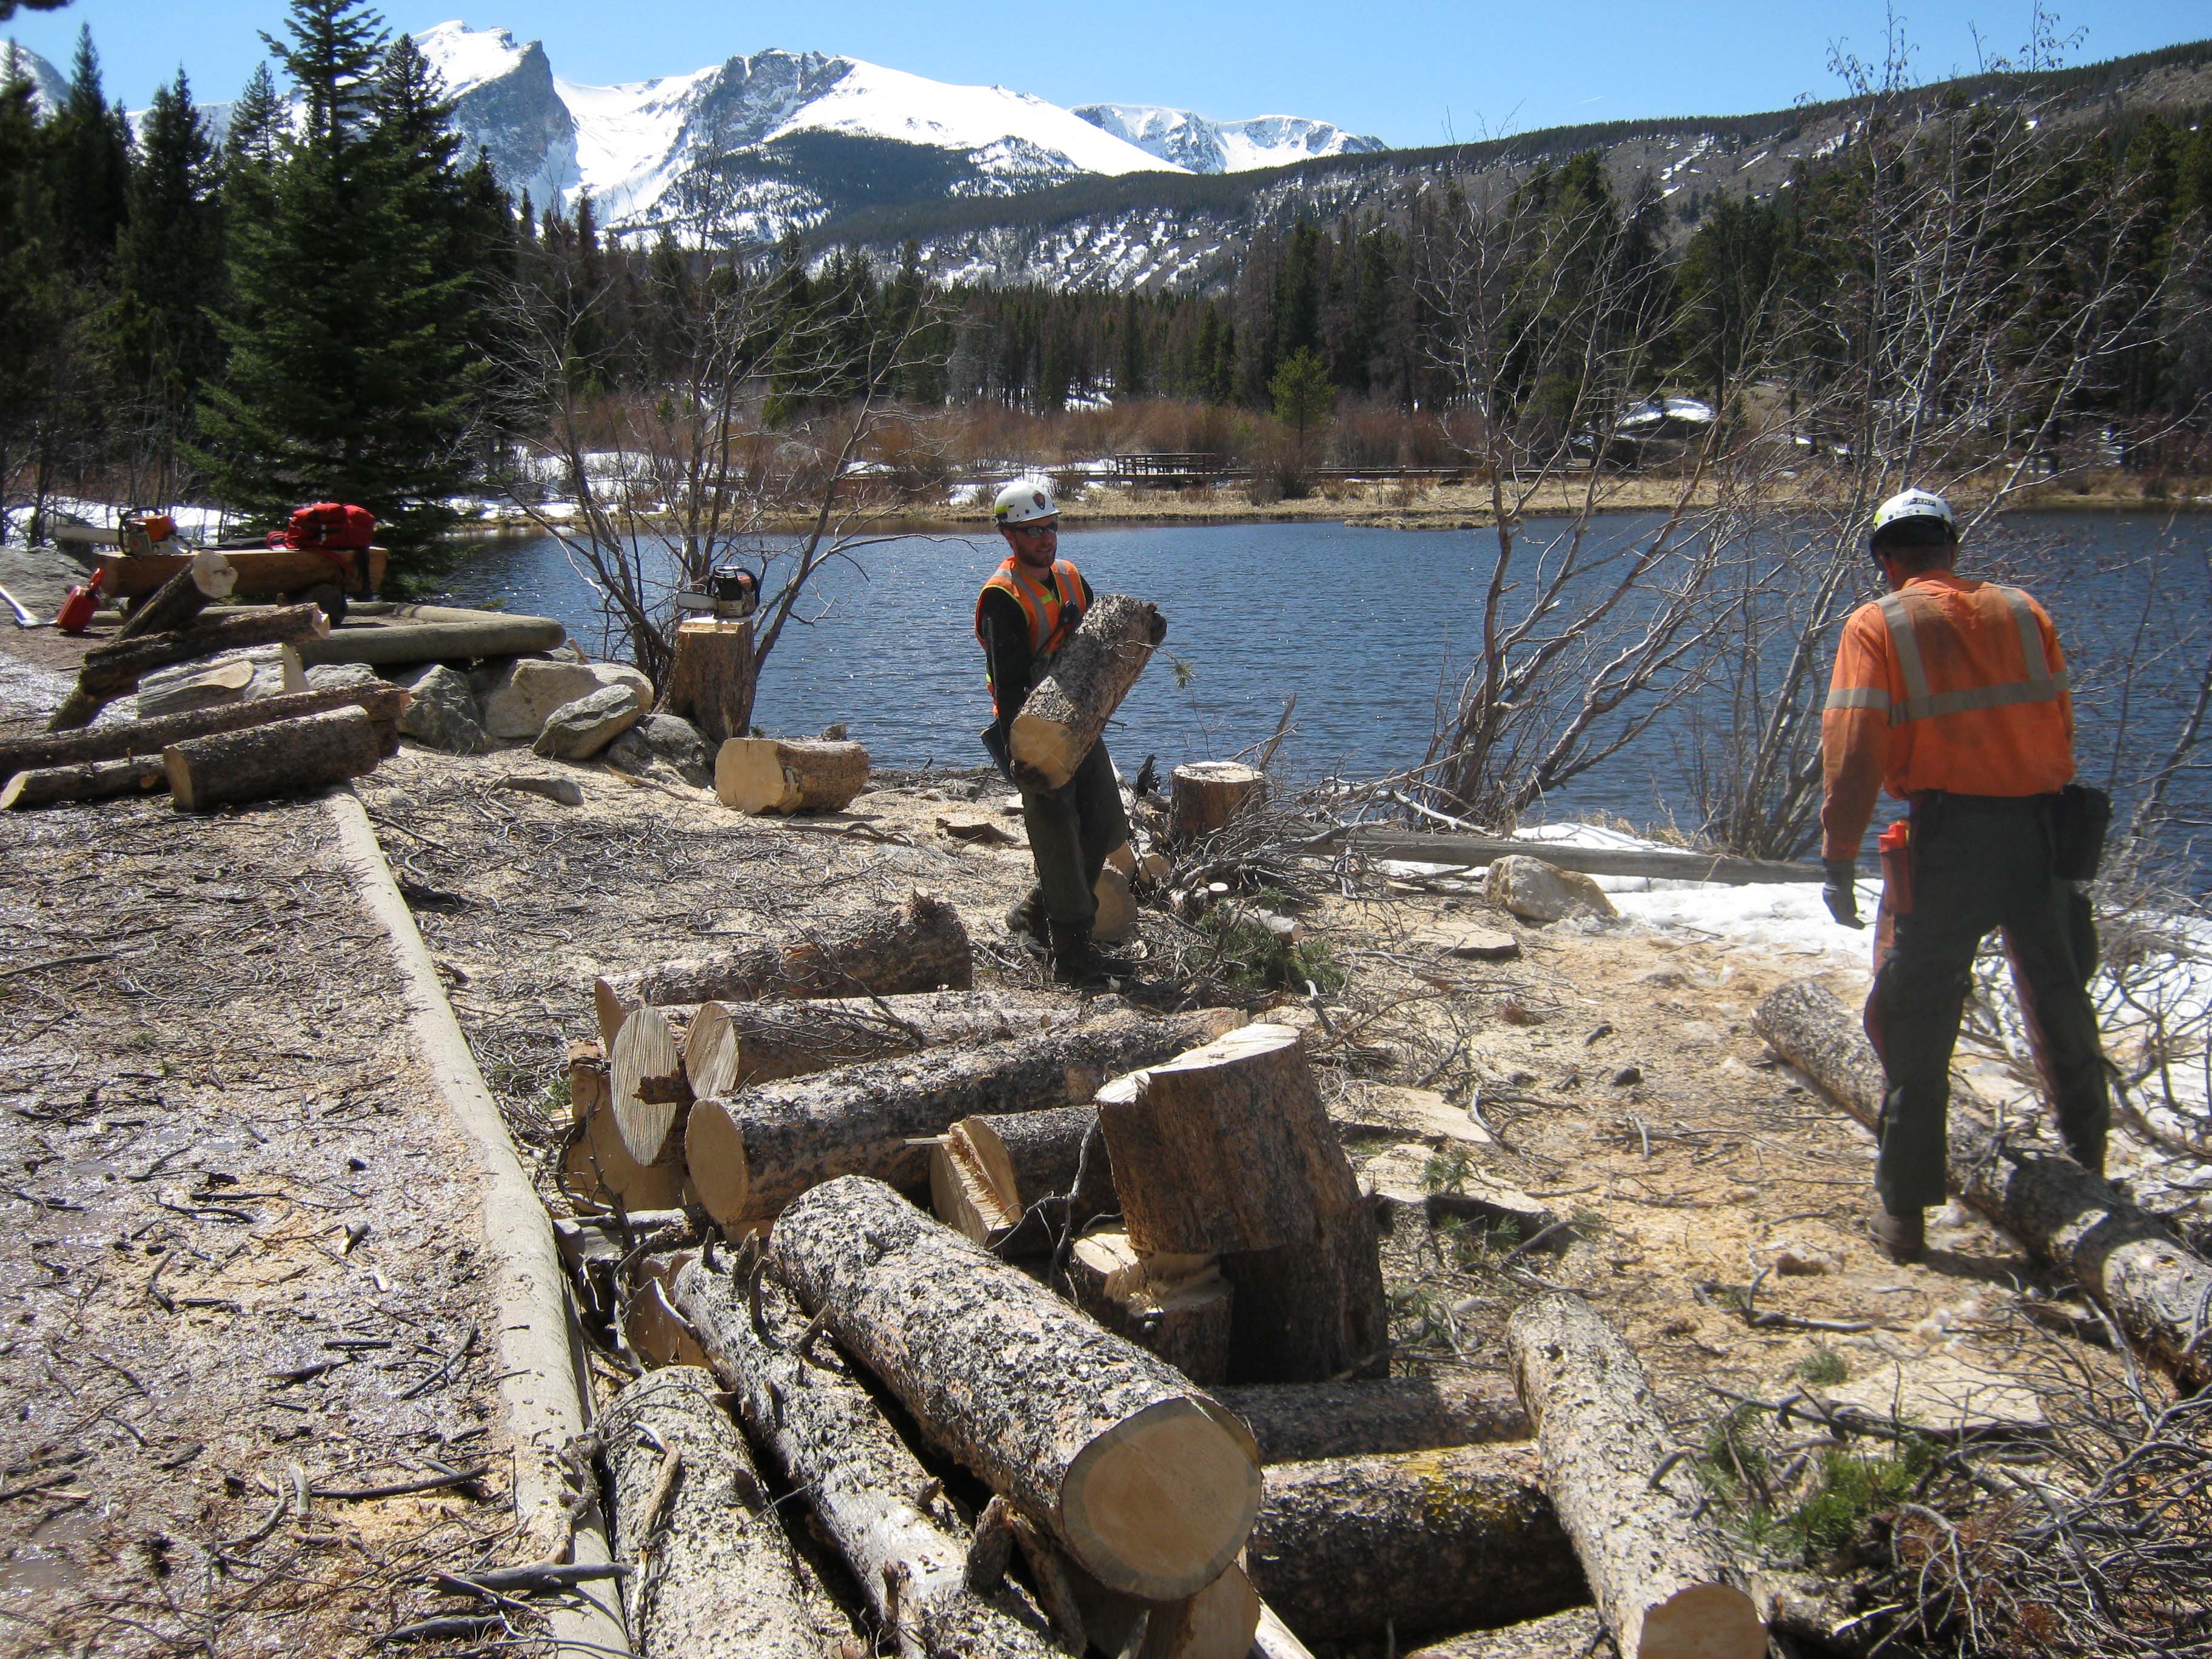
[1070,104,1385,173]
[412,22,1382,244]
[1,41,67,116]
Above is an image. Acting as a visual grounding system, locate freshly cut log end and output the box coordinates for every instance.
[715,737,870,815]
[1008,593,1165,790]
[934,1104,1115,1254]
[683,1096,751,1233]
[664,617,756,745]
[771,1176,1261,1603]
[561,1089,694,1215]
[116,549,238,641]
[2,756,167,810]
[1507,1293,1762,1659]
[1169,762,1265,846]
[1065,1226,1235,1386]
[611,1004,691,1166]
[164,705,382,813]
[683,1000,743,1099]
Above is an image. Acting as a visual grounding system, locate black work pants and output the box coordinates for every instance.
[1021,739,1130,933]
[1865,794,2109,1212]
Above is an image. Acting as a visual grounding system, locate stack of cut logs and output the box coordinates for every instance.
[556,890,1772,1659]
[2,552,404,811]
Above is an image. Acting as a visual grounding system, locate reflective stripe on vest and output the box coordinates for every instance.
[1837,585,2068,725]
[975,557,1083,656]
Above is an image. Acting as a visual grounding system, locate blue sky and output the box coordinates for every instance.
[6,1,2206,147]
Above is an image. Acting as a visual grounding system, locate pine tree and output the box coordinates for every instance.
[0,57,63,537]
[109,70,226,417]
[45,27,132,275]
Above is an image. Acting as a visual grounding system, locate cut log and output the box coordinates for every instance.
[116,549,237,640]
[715,737,870,815]
[1096,1022,1359,1256]
[1753,976,2212,1392]
[649,987,1070,1088]
[682,1010,1231,1232]
[1062,1226,1235,1386]
[1169,762,1265,845]
[2,756,167,810]
[1007,593,1165,791]
[1245,1444,1584,1644]
[164,705,382,812]
[681,1000,743,1101]
[597,1366,825,1659]
[931,1104,1116,1255]
[291,603,566,666]
[560,1091,694,1215]
[0,681,409,777]
[1402,1607,1606,1659]
[1506,1292,1764,1659]
[1094,863,1139,944]
[663,617,757,745]
[1061,1539,1261,1659]
[671,1258,1065,1659]
[96,545,386,604]
[135,643,303,719]
[610,1004,692,1167]
[1209,1376,1531,1464]
[58,603,332,726]
[771,1176,1262,1602]
[594,889,973,1043]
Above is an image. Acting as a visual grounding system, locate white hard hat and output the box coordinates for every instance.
[993,479,1057,526]
[1871,488,1956,539]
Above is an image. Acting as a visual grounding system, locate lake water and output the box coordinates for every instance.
[439,512,2212,859]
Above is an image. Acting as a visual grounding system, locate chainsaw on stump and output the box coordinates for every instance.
[672,564,760,620]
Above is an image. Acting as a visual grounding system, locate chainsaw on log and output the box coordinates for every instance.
[672,564,760,620]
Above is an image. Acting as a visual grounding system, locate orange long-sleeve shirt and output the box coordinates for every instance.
[1820,571,2076,859]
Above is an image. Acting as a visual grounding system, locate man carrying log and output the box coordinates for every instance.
[977,480,1134,986]
[1819,487,2110,1262]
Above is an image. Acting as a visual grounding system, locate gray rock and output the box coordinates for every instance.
[1484,854,1618,923]
[398,664,490,754]
[495,773,585,807]
[532,684,642,760]
[304,662,383,691]
[481,657,650,740]
[632,712,712,785]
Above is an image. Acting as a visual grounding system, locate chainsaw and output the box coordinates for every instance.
[672,564,760,620]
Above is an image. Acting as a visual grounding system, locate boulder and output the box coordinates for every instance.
[304,662,383,691]
[1484,854,1618,923]
[398,664,490,754]
[481,657,650,740]
[533,684,642,760]
[1444,926,1521,961]
[626,712,714,786]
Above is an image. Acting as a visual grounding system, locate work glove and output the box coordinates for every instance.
[1822,857,1865,930]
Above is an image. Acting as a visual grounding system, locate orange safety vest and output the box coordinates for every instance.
[1820,571,2075,856]
[976,555,1084,711]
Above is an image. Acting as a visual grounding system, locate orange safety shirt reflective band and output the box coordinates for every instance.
[975,556,1084,657]
[1823,585,2070,723]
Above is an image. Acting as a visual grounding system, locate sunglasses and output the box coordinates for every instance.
[1005,521,1057,537]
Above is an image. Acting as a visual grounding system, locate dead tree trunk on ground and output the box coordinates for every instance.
[609,1004,692,1166]
[0,681,409,776]
[2,756,167,809]
[164,706,382,812]
[53,603,332,727]
[1506,1292,1764,1659]
[1753,977,2212,1392]
[1210,1377,1530,1464]
[116,549,237,640]
[600,1366,820,1659]
[772,1176,1262,1601]
[1008,595,1165,790]
[665,989,1069,1090]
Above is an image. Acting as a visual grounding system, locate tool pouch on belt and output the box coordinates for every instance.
[2050,783,2112,882]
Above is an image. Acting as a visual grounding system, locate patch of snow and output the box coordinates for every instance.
[414,19,529,96]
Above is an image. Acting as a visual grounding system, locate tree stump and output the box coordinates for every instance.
[1170,762,1265,845]
[672,1259,1065,1659]
[2,756,167,811]
[773,1176,1262,1602]
[594,890,972,1043]
[610,1004,692,1165]
[1062,1225,1236,1386]
[1507,1293,1764,1659]
[715,737,870,814]
[116,548,237,640]
[663,616,756,745]
[1008,594,1165,790]
[164,705,382,812]
[600,1366,824,1659]
[1210,1376,1530,1464]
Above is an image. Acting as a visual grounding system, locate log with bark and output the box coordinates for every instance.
[1008,594,1165,791]
[1062,1226,1235,1386]
[1209,1376,1531,1464]
[135,643,303,719]
[1028,1515,1260,1659]
[116,548,238,640]
[1753,976,2212,1392]
[666,988,1072,1091]
[1402,1607,1606,1659]
[1217,1204,1390,1384]
[2,756,168,810]
[1168,763,1265,846]
[290,603,566,666]
[600,1366,821,1659]
[594,890,974,1044]
[715,737,870,815]
[52,602,332,727]
[610,1004,692,1166]
[1506,1292,1764,1659]
[1244,1446,1586,1644]
[662,616,756,745]
[671,1257,1065,1659]
[560,1090,694,1215]
[165,705,383,812]
[0,680,409,777]
[773,1176,1262,1601]
[682,1010,1231,1232]
[931,1104,1116,1255]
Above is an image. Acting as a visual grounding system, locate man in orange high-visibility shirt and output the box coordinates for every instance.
[976,479,1134,987]
[1820,488,2109,1263]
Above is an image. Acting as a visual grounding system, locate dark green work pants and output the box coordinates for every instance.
[1865,793,2110,1212]
[1021,739,1131,932]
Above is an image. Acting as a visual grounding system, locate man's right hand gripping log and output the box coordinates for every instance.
[976,480,1140,988]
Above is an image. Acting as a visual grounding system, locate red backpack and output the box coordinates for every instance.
[270,502,377,551]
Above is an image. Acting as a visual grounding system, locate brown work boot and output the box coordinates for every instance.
[1003,887,1048,951]
[1048,920,1134,988]
[1871,1205,1925,1264]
